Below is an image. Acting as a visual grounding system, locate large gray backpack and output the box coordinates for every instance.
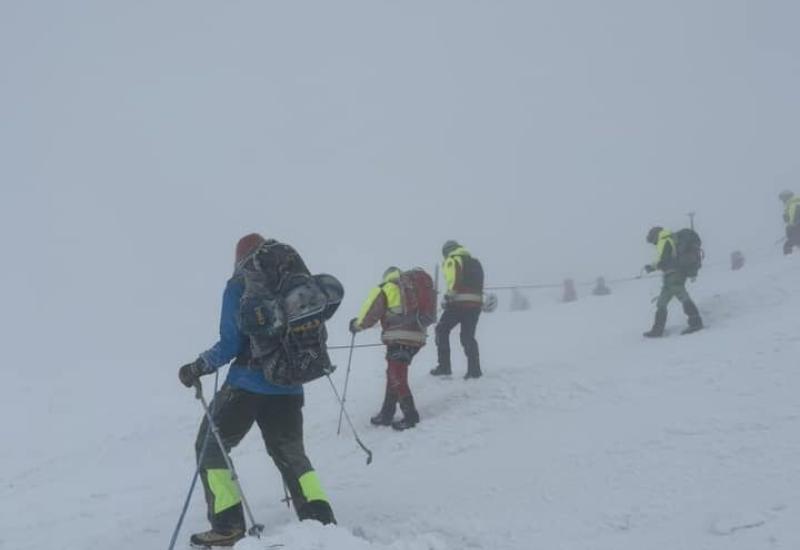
[238,241,343,385]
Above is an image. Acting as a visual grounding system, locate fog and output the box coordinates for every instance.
[2,1,798,367]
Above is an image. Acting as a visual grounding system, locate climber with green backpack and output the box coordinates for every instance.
[642,226,704,338]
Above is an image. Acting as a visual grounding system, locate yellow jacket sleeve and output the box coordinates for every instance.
[443,257,458,292]
[652,239,667,268]
[355,286,385,330]
[652,232,675,270]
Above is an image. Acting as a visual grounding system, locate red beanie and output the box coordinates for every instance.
[235,233,266,264]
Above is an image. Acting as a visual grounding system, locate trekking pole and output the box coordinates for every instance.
[336,332,356,436]
[193,380,265,538]
[167,372,220,550]
[325,375,373,465]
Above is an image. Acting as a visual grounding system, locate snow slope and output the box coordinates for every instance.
[3,254,800,550]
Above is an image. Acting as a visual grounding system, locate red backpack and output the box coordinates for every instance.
[395,268,437,328]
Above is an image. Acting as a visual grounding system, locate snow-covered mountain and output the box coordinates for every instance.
[4,253,800,550]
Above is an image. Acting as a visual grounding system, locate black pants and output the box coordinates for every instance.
[785,224,800,255]
[195,386,330,530]
[435,306,481,374]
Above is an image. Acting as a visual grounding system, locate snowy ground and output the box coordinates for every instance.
[3,254,800,550]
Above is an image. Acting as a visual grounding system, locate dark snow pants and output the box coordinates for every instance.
[785,224,800,255]
[435,306,481,375]
[195,386,333,531]
[655,272,691,310]
[652,272,702,331]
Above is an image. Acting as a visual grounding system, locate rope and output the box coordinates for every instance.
[324,241,786,350]
[483,239,784,295]
[484,282,563,291]
[485,272,659,292]
[328,342,384,351]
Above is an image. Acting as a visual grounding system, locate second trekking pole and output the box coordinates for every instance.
[337,332,356,436]
[326,374,373,465]
[193,380,265,538]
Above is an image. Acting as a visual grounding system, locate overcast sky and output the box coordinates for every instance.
[2,0,798,367]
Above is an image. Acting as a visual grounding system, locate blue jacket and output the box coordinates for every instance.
[199,276,303,396]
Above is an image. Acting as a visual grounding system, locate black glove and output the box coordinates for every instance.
[644,264,656,274]
[349,318,360,334]
[178,358,207,388]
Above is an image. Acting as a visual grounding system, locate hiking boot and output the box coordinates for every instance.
[430,365,452,376]
[681,324,704,335]
[370,387,396,426]
[298,500,336,525]
[189,528,245,548]
[466,354,481,380]
[643,308,667,339]
[392,396,420,431]
[370,412,394,426]
[392,417,418,431]
[682,300,703,335]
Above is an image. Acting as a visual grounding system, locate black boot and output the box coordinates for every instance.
[464,358,482,380]
[681,300,704,335]
[643,308,668,338]
[392,396,420,431]
[464,352,482,379]
[370,388,397,426]
[430,365,452,376]
[298,500,336,525]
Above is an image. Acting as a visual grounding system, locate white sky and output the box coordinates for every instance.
[1,0,798,366]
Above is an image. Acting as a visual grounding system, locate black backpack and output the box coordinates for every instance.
[238,241,343,386]
[459,256,485,293]
[674,228,703,278]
